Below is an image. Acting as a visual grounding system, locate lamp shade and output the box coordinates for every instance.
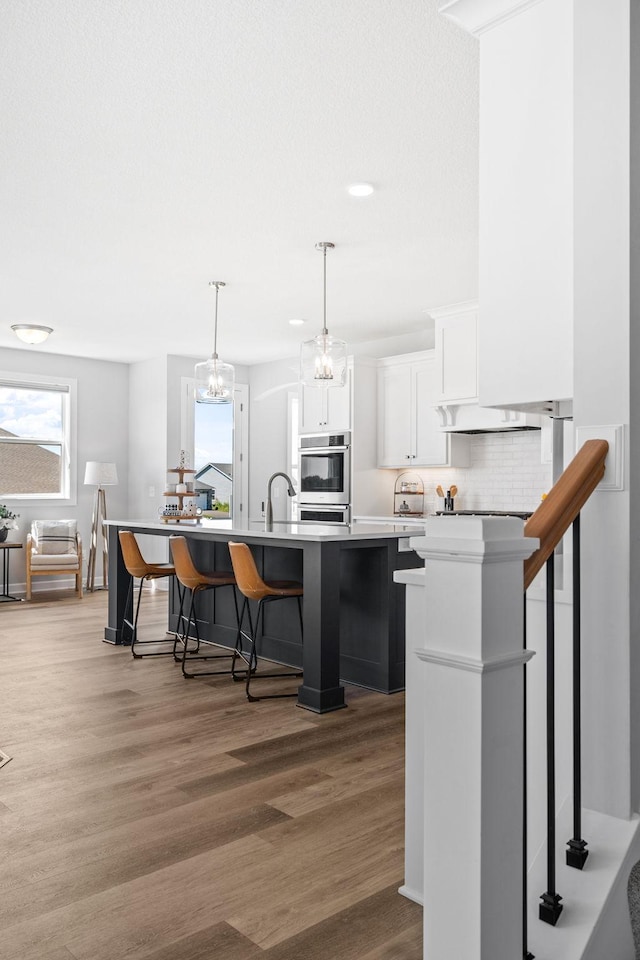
[194,356,235,403]
[300,333,348,387]
[84,461,118,486]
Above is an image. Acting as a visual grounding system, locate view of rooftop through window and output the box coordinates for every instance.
[0,383,68,496]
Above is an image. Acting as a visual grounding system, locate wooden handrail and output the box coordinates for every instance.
[523,438,609,590]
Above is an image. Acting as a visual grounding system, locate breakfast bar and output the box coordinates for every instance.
[104,519,424,712]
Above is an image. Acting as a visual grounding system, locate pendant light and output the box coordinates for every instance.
[300,241,348,388]
[194,281,235,404]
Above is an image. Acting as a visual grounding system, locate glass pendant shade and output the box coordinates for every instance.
[300,241,348,388]
[195,280,235,404]
[300,332,348,387]
[194,356,235,403]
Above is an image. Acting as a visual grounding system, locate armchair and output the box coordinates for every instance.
[26,520,83,601]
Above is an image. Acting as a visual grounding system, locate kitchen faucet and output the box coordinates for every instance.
[265,472,296,530]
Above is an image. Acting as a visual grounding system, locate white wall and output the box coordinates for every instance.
[248,356,299,521]
[0,345,129,588]
[573,0,633,819]
[631,0,640,816]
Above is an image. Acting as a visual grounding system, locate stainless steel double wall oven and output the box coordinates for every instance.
[298,432,351,524]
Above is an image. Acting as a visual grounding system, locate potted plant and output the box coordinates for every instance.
[0,504,19,542]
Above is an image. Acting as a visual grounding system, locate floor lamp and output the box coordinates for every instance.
[85,461,118,591]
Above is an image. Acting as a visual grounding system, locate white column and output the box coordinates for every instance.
[412,516,538,960]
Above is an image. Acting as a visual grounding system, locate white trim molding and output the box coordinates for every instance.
[575,424,625,492]
[416,646,535,674]
[438,0,545,36]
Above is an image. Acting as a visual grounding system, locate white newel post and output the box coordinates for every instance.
[405,516,538,960]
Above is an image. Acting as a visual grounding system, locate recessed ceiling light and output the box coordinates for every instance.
[289,318,306,326]
[11,324,53,344]
[347,182,374,198]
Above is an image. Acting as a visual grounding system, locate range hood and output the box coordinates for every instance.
[434,402,544,434]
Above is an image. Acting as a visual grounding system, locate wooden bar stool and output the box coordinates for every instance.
[169,535,240,679]
[119,530,183,658]
[228,541,303,702]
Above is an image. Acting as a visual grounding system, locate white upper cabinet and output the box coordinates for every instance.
[476,0,573,410]
[429,300,545,431]
[299,366,352,434]
[432,302,478,404]
[377,351,469,468]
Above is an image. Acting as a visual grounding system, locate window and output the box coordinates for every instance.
[0,375,75,500]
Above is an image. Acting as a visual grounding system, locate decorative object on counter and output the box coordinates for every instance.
[300,241,347,388]
[394,472,424,517]
[444,485,458,512]
[436,483,458,512]
[194,280,235,403]
[11,323,53,344]
[84,461,118,591]
[161,466,198,522]
[0,503,19,543]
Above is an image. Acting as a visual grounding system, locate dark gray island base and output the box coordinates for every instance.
[104,520,424,713]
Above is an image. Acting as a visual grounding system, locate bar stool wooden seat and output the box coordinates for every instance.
[119,530,182,658]
[228,541,303,702]
[169,535,240,679]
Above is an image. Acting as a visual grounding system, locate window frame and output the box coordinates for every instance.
[0,371,78,504]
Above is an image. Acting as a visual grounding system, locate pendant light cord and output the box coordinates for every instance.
[315,241,334,337]
[322,244,328,337]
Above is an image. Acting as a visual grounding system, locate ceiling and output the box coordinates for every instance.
[0,0,478,366]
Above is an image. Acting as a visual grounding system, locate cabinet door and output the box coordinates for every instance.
[435,308,478,403]
[324,371,351,432]
[413,358,450,466]
[299,385,326,433]
[377,364,413,468]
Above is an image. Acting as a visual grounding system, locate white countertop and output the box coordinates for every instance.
[106,518,423,542]
[353,514,427,527]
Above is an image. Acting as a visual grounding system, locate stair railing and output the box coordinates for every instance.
[521,438,608,950]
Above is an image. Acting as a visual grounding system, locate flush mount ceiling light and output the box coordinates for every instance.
[194,281,235,404]
[300,242,348,388]
[11,323,53,345]
[347,182,374,198]
[289,318,307,326]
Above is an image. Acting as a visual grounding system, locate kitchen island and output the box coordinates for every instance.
[104,519,424,712]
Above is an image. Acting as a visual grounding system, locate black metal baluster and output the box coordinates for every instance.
[539,553,563,925]
[567,514,589,869]
[523,595,534,959]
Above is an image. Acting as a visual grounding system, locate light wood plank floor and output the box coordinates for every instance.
[0,590,422,960]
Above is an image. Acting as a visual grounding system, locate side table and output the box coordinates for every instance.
[0,542,23,602]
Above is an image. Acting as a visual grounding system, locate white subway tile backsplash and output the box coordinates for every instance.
[411,431,552,514]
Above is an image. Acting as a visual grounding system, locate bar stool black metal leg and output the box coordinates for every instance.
[244,596,303,703]
[180,583,239,679]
